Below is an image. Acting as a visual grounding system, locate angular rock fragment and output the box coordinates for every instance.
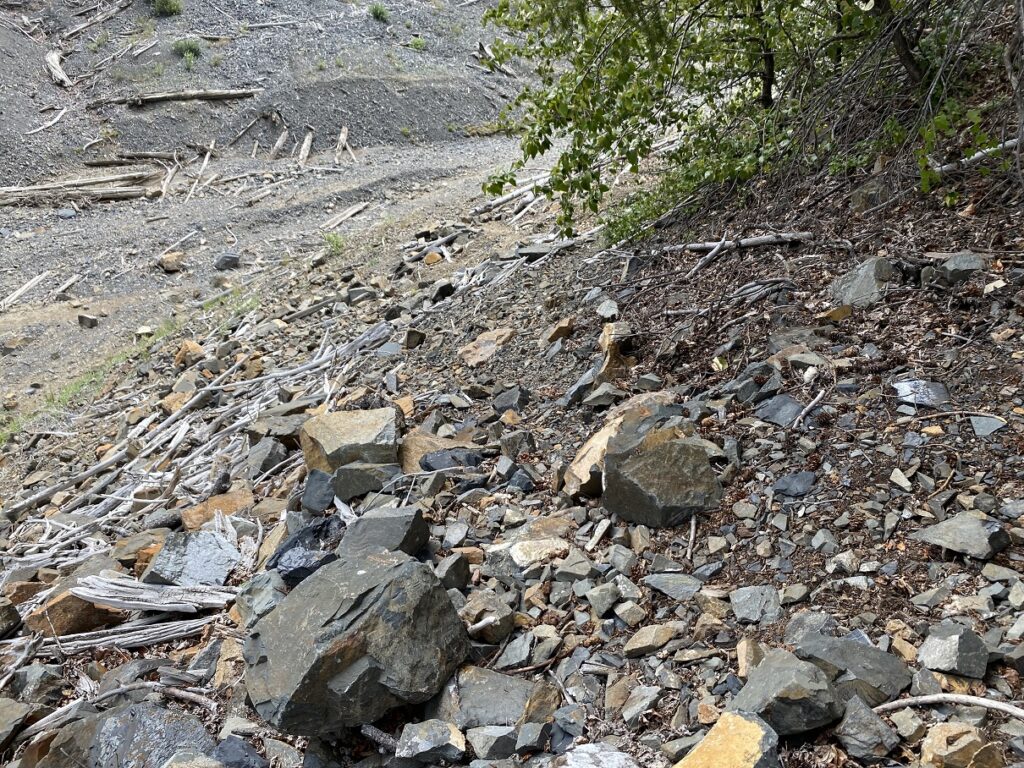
[396,719,465,763]
[830,257,894,308]
[793,634,911,706]
[730,586,782,625]
[892,380,950,408]
[244,549,468,735]
[917,621,989,679]
[141,531,239,587]
[299,408,399,474]
[910,511,1009,560]
[36,702,215,768]
[459,328,515,367]
[466,725,517,760]
[604,439,722,528]
[551,742,640,768]
[673,711,779,768]
[336,506,428,556]
[426,665,560,730]
[728,648,843,735]
[833,696,898,762]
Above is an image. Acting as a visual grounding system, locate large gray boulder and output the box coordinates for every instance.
[728,649,843,735]
[830,257,894,307]
[603,438,722,528]
[910,511,1009,560]
[36,703,215,768]
[244,549,468,736]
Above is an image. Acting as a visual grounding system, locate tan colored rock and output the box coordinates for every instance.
[563,391,675,497]
[624,624,675,657]
[458,328,515,367]
[540,317,574,345]
[181,488,254,531]
[257,523,288,570]
[3,581,48,605]
[159,391,191,415]
[174,340,205,368]
[158,251,186,273]
[674,711,779,768]
[399,429,473,474]
[24,590,122,637]
[737,636,766,678]
[920,723,995,768]
[299,408,399,473]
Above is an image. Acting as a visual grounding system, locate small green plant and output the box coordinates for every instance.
[335,56,344,68]
[369,2,389,22]
[321,232,346,257]
[409,36,426,51]
[153,0,182,16]
[316,58,327,71]
[211,54,223,67]
[87,31,110,53]
[400,126,412,139]
[172,38,202,58]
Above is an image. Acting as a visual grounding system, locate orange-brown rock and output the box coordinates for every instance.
[181,488,254,530]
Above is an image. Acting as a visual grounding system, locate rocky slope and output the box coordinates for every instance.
[1,157,1024,768]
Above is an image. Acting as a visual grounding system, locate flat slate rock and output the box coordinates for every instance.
[755,395,803,428]
[910,511,1010,560]
[426,665,560,730]
[141,531,239,587]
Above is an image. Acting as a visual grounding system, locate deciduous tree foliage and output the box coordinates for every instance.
[485,0,1011,233]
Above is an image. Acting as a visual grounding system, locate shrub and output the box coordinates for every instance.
[369,2,388,22]
[153,0,182,16]
[409,36,426,51]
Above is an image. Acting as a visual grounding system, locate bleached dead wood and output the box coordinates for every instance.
[185,140,214,203]
[297,127,314,167]
[70,571,236,613]
[88,88,261,109]
[1,271,52,312]
[322,201,368,230]
[24,108,68,136]
[61,0,133,41]
[662,232,814,254]
[930,137,1020,175]
[44,50,73,87]
[875,694,1024,723]
[268,129,289,160]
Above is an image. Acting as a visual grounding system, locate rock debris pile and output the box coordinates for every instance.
[2,215,1024,768]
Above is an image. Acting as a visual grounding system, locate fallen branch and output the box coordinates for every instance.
[930,138,1020,176]
[1,271,52,312]
[24,108,68,136]
[44,50,73,87]
[70,571,236,613]
[61,0,133,41]
[663,232,814,254]
[88,88,261,109]
[874,694,1024,723]
[322,201,368,230]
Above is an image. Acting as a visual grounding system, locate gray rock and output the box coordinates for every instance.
[772,471,815,497]
[301,469,335,513]
[459,590,514,644]
[337,506,428,556]
[396,720,465,763]
[158,752,226,768]
[550,743,639,768]
[141,531,239,586]
[918,621,989,678]
[435,553,470,591]
[643,573,702,601]
[332,462,401,502]
[891,380,950,408]
[603,440,722,528]
[516,721,551,755]
[621,685,661,727]
[35,702,215,768]
[0,597,20,637]
[211,735,268,768]
[970,415,1007,437]
[426,666,560,730]
[10,663,64,706]
[247,437,288,480]
[728,648,843,735]
[244,549,468,735]
[937,251,986,284]
[793,634,911,706]
[755,395,804,428]
[214,251,240,270]
[586,583,621,617]
[910,511,1010,560]
[830,257,894,307]
[235,571,287,628]
[0,697,33,751]
[467,726,517,760]
[494,633,533,670]
[730,586,783,624]
[834,696,898,763]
